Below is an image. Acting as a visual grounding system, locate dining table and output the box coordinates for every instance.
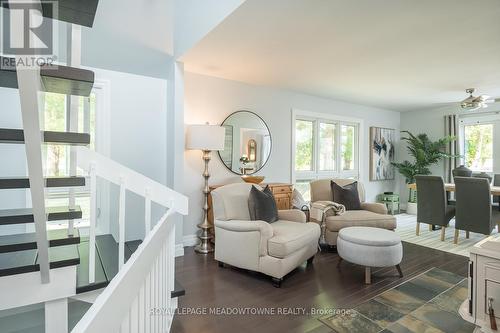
[407,183,500,196]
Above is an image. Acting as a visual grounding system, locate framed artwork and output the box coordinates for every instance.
[370,127,395,181]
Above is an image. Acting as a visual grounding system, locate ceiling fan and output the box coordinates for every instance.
[460,88,498,111]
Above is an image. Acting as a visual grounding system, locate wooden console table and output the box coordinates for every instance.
[207,183,294,242]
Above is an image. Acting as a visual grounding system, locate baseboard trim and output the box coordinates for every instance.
[183,234,198,247]
[175,234,199,257]
[175,244,184,257]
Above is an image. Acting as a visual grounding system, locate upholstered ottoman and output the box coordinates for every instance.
[337,226,403,284]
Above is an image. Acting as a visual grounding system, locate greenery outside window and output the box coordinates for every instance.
[42,92,97,224]
[293,112,360,201]
[461,122,494,172]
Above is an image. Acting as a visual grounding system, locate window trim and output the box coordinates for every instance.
[291,109,364,186]
[26,80,111,231]
[459,116,496,173]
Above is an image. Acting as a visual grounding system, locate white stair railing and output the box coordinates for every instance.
[71,209,179,332]
[75,146,188,282]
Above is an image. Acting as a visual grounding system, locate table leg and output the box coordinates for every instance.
[365,267,371,284]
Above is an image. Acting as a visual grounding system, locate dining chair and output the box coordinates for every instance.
[473,172,493,183]
[452,165,473,179]
[415,175,455,241]
[454,177,500,244]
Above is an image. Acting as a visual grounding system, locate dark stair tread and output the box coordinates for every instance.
[0,205,82,225]
[0,176,85,189]
[76,241,108,293]
[95,234,133,281]
[172,280,186,298]
[0,245,80,277]
[37,244,80,269]
[79,235,185,297]
[0,249,38,277]
[0,128,90,146]
[0,228,80,253]
[0,56,94,96]
[1,0,99,27]
[125,240,142,254]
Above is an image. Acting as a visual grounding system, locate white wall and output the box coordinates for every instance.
[399,103,500,204]
[184,72,401,238]
[174,0,246,58]
[90,68,168,242]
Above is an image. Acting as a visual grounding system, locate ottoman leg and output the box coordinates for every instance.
[396,264,403,278]
[365,267,371,284]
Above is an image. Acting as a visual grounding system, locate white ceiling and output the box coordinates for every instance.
[181,0,500,111]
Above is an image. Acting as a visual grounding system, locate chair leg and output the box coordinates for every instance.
[440,227,446,241]
[271,277,282,288]
[416,223,420,236]
[454,229,459,244]
[396,264,403,278]
[307,255,315,266]
[365,267,371,284]
[337,257,343,268]
[218,261,225,268]
[466,231,470,239]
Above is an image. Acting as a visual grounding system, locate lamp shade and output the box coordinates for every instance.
[186,124,225,151]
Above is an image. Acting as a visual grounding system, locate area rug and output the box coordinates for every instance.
[395,213,500,257]
[319,267,476,333]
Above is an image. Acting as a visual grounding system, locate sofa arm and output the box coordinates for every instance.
[278,209,306,223]
[360,202,388,215]
[215,219,273,256]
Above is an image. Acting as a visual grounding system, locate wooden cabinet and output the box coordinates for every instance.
[207,183,294,242]
[459,239,500,331]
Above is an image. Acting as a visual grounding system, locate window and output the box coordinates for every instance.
[295,120,314,171]
[293,112,361,201]
[462,123,494,172]
[42,91,98,223]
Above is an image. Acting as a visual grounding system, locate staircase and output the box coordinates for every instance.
[0,1,188,332]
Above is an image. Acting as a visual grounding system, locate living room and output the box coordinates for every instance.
[176,0,500,332]
[0,0,499,332]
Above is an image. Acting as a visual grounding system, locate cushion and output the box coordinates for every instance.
[211,183,257,221]
[338,226,401,246]
[248,185,279,223]
[331,181,361,210]
[325,210,396,232]
[310,179,366,203]
[267,221,320,258]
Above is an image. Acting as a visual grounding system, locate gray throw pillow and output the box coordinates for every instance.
[248,185,279,223]
[330,181,362,210]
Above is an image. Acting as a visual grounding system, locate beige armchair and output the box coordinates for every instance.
[212,183,320,287]
[310,179,396,246]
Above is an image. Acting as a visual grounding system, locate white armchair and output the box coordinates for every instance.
[212,183,320,287]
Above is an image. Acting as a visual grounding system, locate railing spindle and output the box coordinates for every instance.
[89,162,97,283]
[145,188,151,236]
[118,177,126,268]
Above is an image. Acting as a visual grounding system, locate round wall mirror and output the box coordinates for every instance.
[218,110,272,175]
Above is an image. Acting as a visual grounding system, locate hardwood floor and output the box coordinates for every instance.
[171,242,468,333]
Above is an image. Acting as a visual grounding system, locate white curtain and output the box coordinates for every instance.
[444,114,460,183]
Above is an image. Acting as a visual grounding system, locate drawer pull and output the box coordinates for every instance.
[489,297,498,331]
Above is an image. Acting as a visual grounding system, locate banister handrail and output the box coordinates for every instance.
[71,210,177,332]
[75,147,188,215]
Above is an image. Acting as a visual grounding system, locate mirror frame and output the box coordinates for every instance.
[217,110,272,175]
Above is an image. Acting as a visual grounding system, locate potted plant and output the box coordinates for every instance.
[392,131,458,214]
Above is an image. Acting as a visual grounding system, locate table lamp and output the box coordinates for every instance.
[186,123,225,254]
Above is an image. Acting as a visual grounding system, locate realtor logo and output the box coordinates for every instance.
[0,0,58,62]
